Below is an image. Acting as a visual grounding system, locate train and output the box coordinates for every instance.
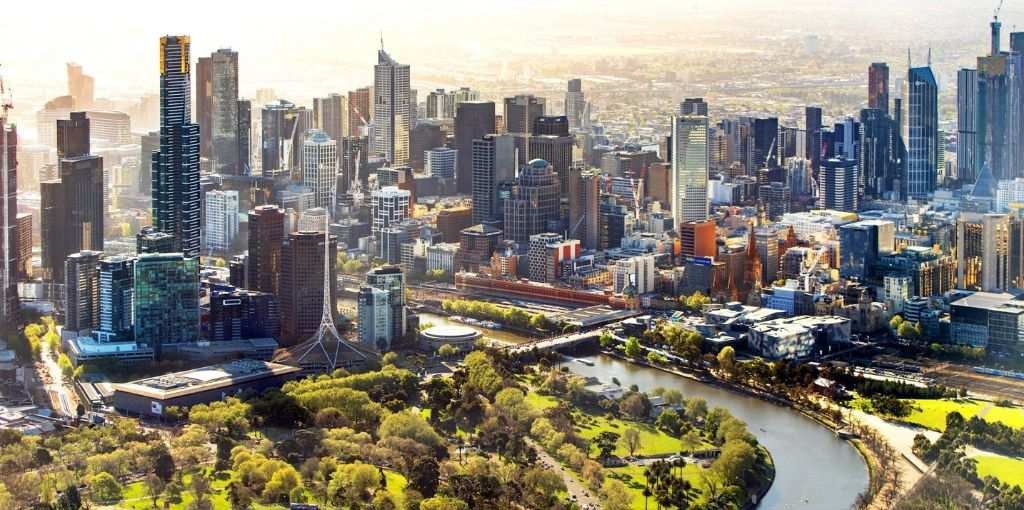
[973,366,1024,381]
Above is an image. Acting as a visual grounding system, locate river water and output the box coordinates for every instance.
[416,311,869,508]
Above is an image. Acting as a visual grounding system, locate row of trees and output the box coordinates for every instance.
[442,299,553,331]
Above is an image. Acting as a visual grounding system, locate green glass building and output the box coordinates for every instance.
[133,253,199,356]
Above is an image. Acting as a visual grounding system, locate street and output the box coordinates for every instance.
[37,332,77,418]
[526,438,600,509]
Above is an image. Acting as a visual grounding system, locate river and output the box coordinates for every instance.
[414,310,869,508]
[567,355,869,510]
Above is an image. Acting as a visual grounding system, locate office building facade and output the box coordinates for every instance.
[671,113,710,224]
[373,48,411,165]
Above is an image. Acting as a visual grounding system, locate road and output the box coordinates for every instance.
[920,361,1024,402]
[37,332,76,418]
[526,438,600,509]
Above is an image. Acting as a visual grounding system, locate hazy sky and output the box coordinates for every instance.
[0,0,1017,104]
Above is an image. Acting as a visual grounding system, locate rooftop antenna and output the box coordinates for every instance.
[927,47,932,66]
[380,31,385,51]
[907,48,912,69]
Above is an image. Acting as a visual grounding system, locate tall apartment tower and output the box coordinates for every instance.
[868,63,890,115]
[153,35,201,258]
[0,118,15,322]
[504,95,545,163]
[957,68,978,183]
[66,63,95,109]
[65,250,102,333]
[348,86,372,136]
[671,111,710,226]
[41,112,104,282]
[95,255,135,343]
[261,100,311,177]
[280,231,337,344]
[569,168,600,250]
[314,93,346,143]
[905,66,938,199]
[680,98,709,116]
[455,100,495,194]
[565,79,586,131]
[247,205,284,295]
[358,265,407,351]
[805,106,823,171]
[371,186,411,258]
[528,125,574,195]
[302,129,338,209]
[818,157,859,212]
[209,49,240,175]
[373,46,411,165]
[471,134,516,225]
[204,190,239,252]
[503,159,561,245]
[134,253,200,356]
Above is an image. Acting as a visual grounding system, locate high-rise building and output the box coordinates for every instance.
[237,99,251,175]
[956,212,1013,292]
[569,168,600,250]
[65,250,101,333]
[358,265,407,351]
[503,159,561,245]
[532,115,570,136]
[610,254,656,295]
[209,49,240,175]
[471,134,516,224]
[247,205,284,295]
[868,63,890,115]
[347,86,372,137]
[139,131,159,197]
[207,285,280,342]
[504,95,545,135]
[371,186,411,258]
[14,213,30,279]
[204,190,239,251]
[424,147,457,179]
[66,63,95,109]
[426,89,454,119]
[759,182,791,219]
[153,35,201,258]
[839,220,895,281]
[459,224,503,272]
[905,65,938,199]
[133,253,200,355]
[818,157,859,212]
[680,98,709,116]
[302,129,338,209]
[261,100,311,177]
[679,220,716,259]
[95,255,134,343]
[280,231,337,344]
[528,131,574,193]
[373,46,411,165]
[455,100,495,193]
[671,112,710,225]
[805,106,823,171]
[565,79,586,131]
[0,118,15,321]
[860,108,895,198]
[135,226,174,254]
[313,93,346,142]
[957,68,978,183]
[41,112,104,282]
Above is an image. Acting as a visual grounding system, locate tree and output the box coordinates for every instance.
[624,337,643,357]
[153,444,176,481]
[581,459,604,489]
[190,472,213,510]
[622,427,642,457]
[595,431,621,463]
[378,410,444,449]
[656,408,683,435]
[713,440,757,483]
[601,479,633,510]
[889,314,905,331]
[262,465,301,504]
[522,467,565,507]
[88,472,122,504]
[328,462,381,504]
[408,456,440,497]
[680,429,703,453]
[54,485,82,510]
[420,496,469,510]
[437,343,459,358]
[897,321,922,340]
[619,393,648,419]
[717,346,737,379]
[599,332,615,348]
[144,474,165,508]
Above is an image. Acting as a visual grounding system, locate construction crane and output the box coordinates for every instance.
[996,0,1004,18]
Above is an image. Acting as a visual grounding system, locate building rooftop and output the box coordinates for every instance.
[951,292,1024,313]
[114,359,300,400]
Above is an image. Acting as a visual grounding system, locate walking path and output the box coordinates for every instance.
[526,438,600,509]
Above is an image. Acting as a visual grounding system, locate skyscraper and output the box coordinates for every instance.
[565,79,586,131]
[0,118,15,322]
[209,49,240,175]
[371,186,411,258]
[261,100,311,177]
[569,167,600,250]
[680,98,709,116]
[504,95,545,163]
[818,157,859,212]
[358,265,407,351]
[471,134,516,225]
[302,129,338,209]
[314,93,346,143]
[41,112,104,282]
[424,147,457,179]
[528,130,574,194]
[805,106,823,171]
[65,250,101,334]
[153,35,201,258]
[280,231,337,344]
[868,63,890,115]
[204,190,239,252]
[503,159,561,245]
[237,99,252,174]
[373,46,411,165]
[905,65,938,199]
[455,100,495,194]
[95,255,134,343]
[957,68,978,183]
[66,63,95,109]
[348,86,372,137]
[133,253,200,355]
[247,205,284,295]
[671,112,710,225]
[860,108,895,198]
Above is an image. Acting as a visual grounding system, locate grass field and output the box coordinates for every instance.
[605,464,708,510]
[900,399,985,431]
[524,391,560,411]
[574,413,684,458]
[975,455,1024,488]
[982,405,1024,429]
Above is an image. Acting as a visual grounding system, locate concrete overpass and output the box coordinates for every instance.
[501,329,606,356]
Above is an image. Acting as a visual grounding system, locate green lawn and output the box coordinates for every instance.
[574,414,684,458]
[606,464,708,510]
[975,455,1024,488]
[524,392,559,411]
[982,405,1024,429]
[384,470,408,506]
[901,399,985,431]
[119,469,241,510]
